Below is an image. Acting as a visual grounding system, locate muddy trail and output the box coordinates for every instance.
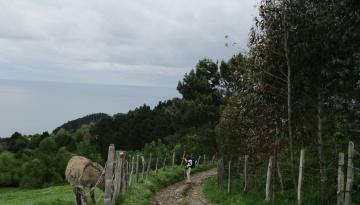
[151,168,217,205]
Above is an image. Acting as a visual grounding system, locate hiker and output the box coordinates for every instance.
[183,155,194,183]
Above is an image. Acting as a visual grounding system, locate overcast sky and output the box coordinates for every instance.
[0,0,258,137]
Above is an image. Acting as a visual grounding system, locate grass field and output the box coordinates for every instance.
[203,177,360,205]
[0,185,104,205]
[0,165,213,205]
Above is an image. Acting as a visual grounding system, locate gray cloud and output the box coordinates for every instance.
[0,0,258,87]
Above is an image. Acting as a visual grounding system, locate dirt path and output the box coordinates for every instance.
[151,168,217,205]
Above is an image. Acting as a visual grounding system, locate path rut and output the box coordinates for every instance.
[151,168,217,205]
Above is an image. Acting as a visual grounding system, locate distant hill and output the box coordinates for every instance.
[53,113,111,134]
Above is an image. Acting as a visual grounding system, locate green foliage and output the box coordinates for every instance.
[28,132,49,149]
[7,132,28,153]
[53,147,73,179]
[20,158,47,188]
[53,113,110,134]
[39,137,57,154]
[142,139,171,157]
[91,102,175,158]
[0,152,22,186]
[54,129,76,151]
[77,138,102,163]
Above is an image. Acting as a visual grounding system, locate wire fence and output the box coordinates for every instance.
[71,144,216,205]
[216,141,359,205]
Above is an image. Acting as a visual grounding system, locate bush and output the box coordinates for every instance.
[20,158,47,188]
[0,152,22,186]
[53,147,73,180]
[39,138,57,154]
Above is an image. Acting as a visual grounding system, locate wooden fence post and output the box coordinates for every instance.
[129,156,134,186]
[265,156,273,202]
[141,156,145,180]
[228,160,231,193]
[155,155,159,172]
[162,155,167,168]
[217,159,224,191]
[172,152,175,167]
[277,162,284,193]
[113,151,126,204]
[237,157,241,175]
[122,159,128,192]
[344,141,354,205]
[104,144,115,205]
[297,149,305,205]
[337,152,345,205]
[112,151,121,203]
[135,155,139,182]
[243,155,248,193]
[147,153,152,173]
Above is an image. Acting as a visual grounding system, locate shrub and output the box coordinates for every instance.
[0,152,22,186]
[20,158,47,188]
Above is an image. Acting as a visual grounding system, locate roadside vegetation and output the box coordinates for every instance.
[118,164,213,205]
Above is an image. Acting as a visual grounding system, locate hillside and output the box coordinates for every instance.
[52,113,111,134]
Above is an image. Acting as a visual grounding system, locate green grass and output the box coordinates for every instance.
[203,178,322,205]
[204,178,266,205]
[0,185,104,205]
[0,165,213,205]
[204,176,360,205]
[117,164,214,205]
[203,178,303,205]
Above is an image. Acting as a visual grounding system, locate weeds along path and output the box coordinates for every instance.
[151,168,217,205]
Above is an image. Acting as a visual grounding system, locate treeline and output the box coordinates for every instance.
[0,57,235,188]
[53,113,110,134]
[218,0,360,170]
[0,127,101,188]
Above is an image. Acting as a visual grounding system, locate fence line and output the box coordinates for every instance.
[82,145,215,205]
[215,141,357,204]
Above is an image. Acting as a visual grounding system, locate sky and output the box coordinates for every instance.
[0,0,258,137]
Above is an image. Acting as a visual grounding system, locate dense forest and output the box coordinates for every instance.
[52,113,111,134]
[0,1,359,204]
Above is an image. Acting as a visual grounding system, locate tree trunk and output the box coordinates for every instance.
[337,152,345,205]
[227,161,231,193]
[318,92,326,204]
[284,13,296,192]
[277,162,284,193]
[243,155,248,193]
[217,159,225,191]
[297,149,305,205]
[265,156,273,202]
[344,142,354,205]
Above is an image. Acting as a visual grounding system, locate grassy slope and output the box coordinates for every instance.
[117,164,214,205]
[0,185,104,205]
[203,177,360,205]
[203,178,287,205]
[0,165,213,205]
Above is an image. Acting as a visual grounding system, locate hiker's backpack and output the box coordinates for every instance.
[190,158,197,168]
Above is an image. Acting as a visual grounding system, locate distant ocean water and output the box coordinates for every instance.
[0,79,179,138]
